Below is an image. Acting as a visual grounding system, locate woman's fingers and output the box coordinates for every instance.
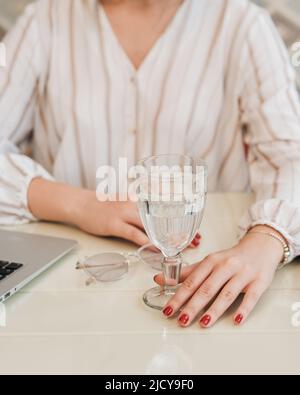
[154,262,201,286]
[126,205,145,230]
[232,281,267,326]
[115,222,149,246]
[197,274,250,328]
[161,256,215,317]
[176,264,239,326]
[189,233,201,248]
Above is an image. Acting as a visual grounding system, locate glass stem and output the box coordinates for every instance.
[162,253,182,293]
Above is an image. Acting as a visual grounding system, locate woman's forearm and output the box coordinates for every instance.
[27,178,89,225]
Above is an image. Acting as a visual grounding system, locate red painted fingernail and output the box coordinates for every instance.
[192,239,200,247]
[195,233,201,240]
[200,314,211,327]
[235,314,244,325]
[163,306,173,317]
[179,314,189,325]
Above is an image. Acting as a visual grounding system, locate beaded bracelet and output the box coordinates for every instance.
[248,230,290,269]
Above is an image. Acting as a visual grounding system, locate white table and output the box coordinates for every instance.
[0,193,299,375]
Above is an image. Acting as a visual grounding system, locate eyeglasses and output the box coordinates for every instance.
[76,243,189,286]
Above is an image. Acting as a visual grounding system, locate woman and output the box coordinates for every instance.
[0,0,300,328]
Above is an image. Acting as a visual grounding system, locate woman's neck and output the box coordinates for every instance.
[100,0,184,70]
[101,0,178,12]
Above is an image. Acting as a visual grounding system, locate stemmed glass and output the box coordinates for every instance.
[137,155,207,310]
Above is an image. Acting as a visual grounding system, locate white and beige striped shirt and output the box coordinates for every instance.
[0,0,300,261]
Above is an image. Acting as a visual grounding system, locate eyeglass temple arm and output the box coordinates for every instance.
[76,262,122,270]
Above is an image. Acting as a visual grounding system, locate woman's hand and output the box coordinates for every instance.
[74,190,150,246]
[155,225,284,327]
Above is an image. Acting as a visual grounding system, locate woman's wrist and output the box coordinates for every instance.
[247,225,290,266]
[242,225,288,266]
[70,188,95,227]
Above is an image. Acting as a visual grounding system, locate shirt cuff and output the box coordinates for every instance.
[238,199,300,263]
[0,153,54,225]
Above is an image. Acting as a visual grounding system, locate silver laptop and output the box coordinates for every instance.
[0,230,77,303]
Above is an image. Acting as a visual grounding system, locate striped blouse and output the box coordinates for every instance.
[0,0,300,261]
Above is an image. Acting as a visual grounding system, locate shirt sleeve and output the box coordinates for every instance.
[238,10,300,262]
[0,3,53,225]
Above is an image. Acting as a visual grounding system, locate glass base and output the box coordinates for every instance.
[143,286,180,311]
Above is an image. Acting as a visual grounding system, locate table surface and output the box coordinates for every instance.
[0,193,299,375]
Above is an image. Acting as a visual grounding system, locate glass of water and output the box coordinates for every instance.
[137,155,207,310]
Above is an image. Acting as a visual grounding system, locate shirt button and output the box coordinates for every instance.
[130,76,136,84]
